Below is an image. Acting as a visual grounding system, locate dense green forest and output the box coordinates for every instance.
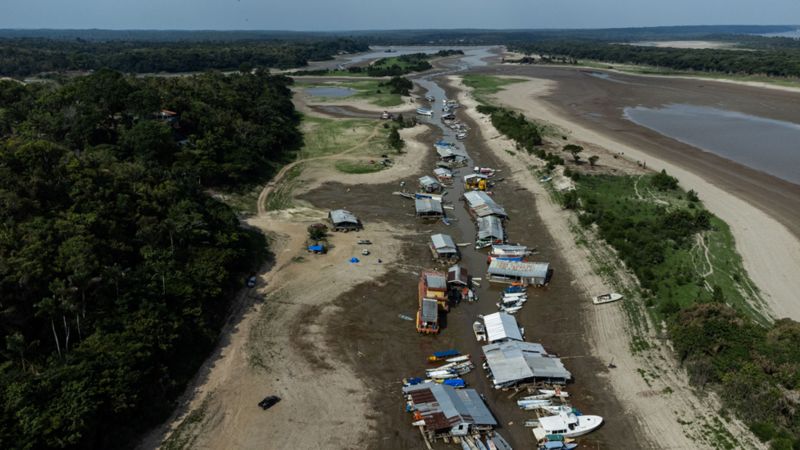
[0,69,301,448]
[510,40,800,78]
[570,174,800,448]
[0,39,367,76]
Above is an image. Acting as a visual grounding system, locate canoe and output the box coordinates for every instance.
[592,292,623,305]
[539,388,569,399]
[446,355,471,363]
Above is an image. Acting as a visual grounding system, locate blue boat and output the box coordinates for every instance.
[428,349,459,361]
[505,285,525,294]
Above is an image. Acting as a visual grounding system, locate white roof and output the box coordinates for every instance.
[488,260,549,279]
[434,167,452,177]
[483,312,523,343]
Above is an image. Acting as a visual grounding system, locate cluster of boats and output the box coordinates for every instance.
[426,354,475,380]
[459,434,512,450]
[496,285,527,314]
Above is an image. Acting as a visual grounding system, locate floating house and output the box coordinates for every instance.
[416,298,439,334]
[433,167,453,184]
[434,140,468,164]
[488,245,530,263]
[487,260,550,286]
[415,197,444,219]
[463,191,508,219]
[476,216,505,248]
[430,233,459,262]
[482,341,572,388]
[482,312,524,344]
[328,209,362,232]
[447,264,469,287]
[419,270,449,311]
[419,175,442,193]
[403,382,497,437]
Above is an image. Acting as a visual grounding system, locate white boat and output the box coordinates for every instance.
[416,107,433,116]
[532,412,603,439]
[592,292,622,305]
[473,321,487,342]
[539,388,569,399]
[446,355,471,363]
[474,436,488,450]
[461,440,472,450]
[425,94,435,102]
[500,305,523,314]
[520,392,555,401]
[428,370,457,379]
[540,405,575,415]
[517,399,553,407]
[456,132,467,140]
[491,433,512,450]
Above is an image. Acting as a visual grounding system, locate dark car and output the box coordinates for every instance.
[258,395,281,410]
[246,275,257,288]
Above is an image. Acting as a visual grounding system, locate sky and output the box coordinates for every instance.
[1,0,799,30]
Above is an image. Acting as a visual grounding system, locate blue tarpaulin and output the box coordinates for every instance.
[349,257,359,263]
[308,245,324,252]
[443,379,466,388]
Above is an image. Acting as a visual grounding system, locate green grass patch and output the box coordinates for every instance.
[217,186,261,215]
[572,173,765,322]
[299,115,388,159]
[462,74,527,104]
[334,160,385,174]
[265,163,304,211]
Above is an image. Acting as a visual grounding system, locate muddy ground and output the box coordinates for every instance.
[299,80,643,449]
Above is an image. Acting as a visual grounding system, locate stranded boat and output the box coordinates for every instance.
[473,320,487,341]
[416,107,433,116]
[532,411,603,439]
[592,292,623,305]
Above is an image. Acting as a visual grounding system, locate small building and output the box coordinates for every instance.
[487,260,550,286]
[415,197,444,219]
[447,264,469,287]
[433,167,453,184]
[430,233,459,262]
[328,209,362,232]
[435,141,469,164]
[417,298,439,334]
[482,312,523,344]
[419,175,442,193]
[482,341,572,388]
[463,191,508,219]
[403,382,497,437]
[476,216,505,248]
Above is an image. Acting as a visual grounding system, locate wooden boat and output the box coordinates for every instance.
[539,388,569,399]
[592,292,623,305]
[446,355,471,363]
[428,349,459,361]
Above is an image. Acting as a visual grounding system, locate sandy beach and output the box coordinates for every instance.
[468,66,800,321]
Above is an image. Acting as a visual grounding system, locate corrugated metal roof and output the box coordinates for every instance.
[463,173,488,182]
[415,198,444,215]
[434,167,452,177]
[477,216,504,240]
[419,175,440,187]
[424,272,447,289]
[421,298,438,322]
[463,191,508,218]
[483,312,523,343]
[488,260,549,279]
[431,233,457,253]
[329,209,359,225]
[402,382,497,430]
[482,341,571,386]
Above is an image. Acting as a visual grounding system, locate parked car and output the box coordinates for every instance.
[246,275,257,288]
[258,395,281,410]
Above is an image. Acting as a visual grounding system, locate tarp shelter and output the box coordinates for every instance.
[447,264,469,286]
[463,191,508,219]
[415,198,444,218]
[329,209,362,231]
[431,233,458,258]
[402,382,497,434]
[482,341,572,388]
[419,175,442,193]
[487,260,550,286]
[482,312,523,343]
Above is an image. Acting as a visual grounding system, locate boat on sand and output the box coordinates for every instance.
[592,292,622,305]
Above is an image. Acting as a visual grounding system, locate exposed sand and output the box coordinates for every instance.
[450,75,763,449]
[475,75,800,322]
